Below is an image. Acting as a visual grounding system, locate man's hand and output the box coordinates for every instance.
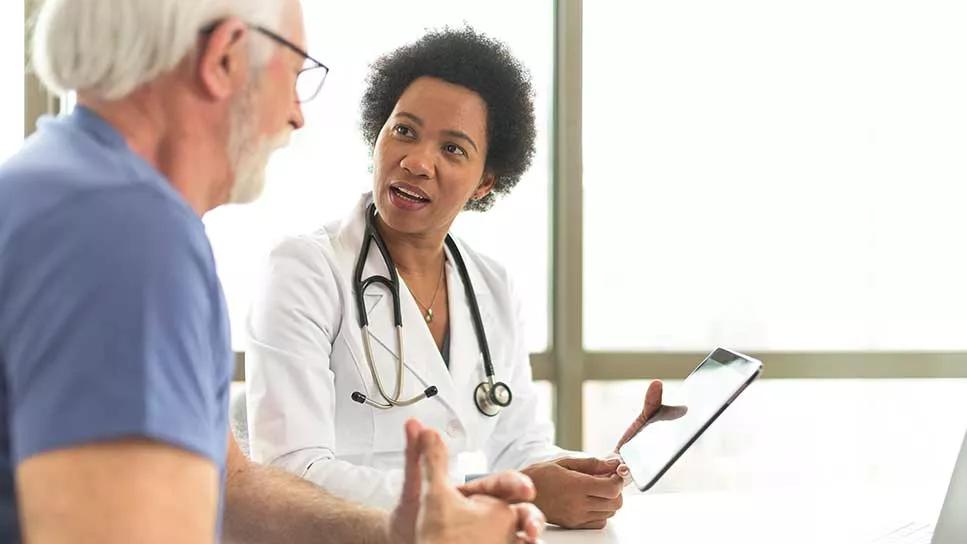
[390,419,545,544]
[457,470,537,503]
[520,457,624,529]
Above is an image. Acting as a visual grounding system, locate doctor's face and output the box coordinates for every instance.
[371,76,496,236]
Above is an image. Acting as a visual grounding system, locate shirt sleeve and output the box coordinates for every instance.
[2,187,227,465]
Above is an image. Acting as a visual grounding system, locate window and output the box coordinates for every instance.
[583,0,967,351]
[1,2,23,160]
[205,1,554,352]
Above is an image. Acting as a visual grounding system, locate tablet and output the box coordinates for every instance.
[618,348,762,491]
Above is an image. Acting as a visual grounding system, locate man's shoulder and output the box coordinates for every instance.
[0,116,125,198]
[3,183,204,258]
[0,158,203,262]
[0,117,199,246]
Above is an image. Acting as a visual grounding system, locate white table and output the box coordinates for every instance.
[543,486,943,544]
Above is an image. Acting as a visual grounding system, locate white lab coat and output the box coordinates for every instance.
[245,194,566,509]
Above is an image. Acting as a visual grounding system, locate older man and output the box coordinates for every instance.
[0,0,543,542]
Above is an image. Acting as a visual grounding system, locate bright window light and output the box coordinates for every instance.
[584,0,967,351]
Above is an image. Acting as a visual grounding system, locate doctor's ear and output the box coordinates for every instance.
[471,173,497,202]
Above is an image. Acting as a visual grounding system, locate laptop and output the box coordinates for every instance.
[872,430,967,544]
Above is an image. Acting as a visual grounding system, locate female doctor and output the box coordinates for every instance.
[245,28,663,530]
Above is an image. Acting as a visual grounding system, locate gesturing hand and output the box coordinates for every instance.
[390,419,545,544]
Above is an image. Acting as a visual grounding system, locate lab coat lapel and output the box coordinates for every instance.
[397,276,461,412]
[341,195,461,415]
[361,264,460,416]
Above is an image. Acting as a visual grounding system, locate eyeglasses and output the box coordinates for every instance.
[252,25,329,103]
[201,22,329,103]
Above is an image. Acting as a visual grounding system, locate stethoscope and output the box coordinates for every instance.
[349,204,513,417]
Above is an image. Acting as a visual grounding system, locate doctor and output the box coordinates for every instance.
[246,27,663,530]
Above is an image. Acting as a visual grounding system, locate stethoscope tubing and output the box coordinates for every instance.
[443,235,496,382]
[352,203,508,414]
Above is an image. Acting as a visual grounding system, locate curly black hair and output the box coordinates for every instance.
[360,27,536,212]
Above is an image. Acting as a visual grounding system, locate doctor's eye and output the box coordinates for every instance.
[444,143,467,157]
[392,124,416,139]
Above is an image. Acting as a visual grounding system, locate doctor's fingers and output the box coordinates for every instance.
[458,470,536,503]
[510,503,546,544]
[571,508,619,531]
[571,472,624,499]
[614,380,664,452]
[642,380,664,419]
[556,456,621,476]
[586,493,623,513]
[572,514,615,531]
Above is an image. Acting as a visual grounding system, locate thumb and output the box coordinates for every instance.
[418,427,451,490]
[400,419,425,504]
[615,380,663,452]
[557,456,621,475]
[642,380,663,419]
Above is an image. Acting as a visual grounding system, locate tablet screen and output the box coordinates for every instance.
[619,348,761,491]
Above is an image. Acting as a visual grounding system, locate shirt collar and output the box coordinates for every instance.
[68,105,128,150]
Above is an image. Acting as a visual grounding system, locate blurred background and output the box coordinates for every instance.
[14,0,967,496]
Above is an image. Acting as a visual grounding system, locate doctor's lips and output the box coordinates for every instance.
[390,182,432,204]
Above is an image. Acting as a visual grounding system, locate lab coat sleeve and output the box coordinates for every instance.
[245,236,406,510]
[483,273,580,472]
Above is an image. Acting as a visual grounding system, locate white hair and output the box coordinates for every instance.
[31,0,287,101]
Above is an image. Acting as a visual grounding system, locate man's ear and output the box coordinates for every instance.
[196,18,251,101]
[472,173,497,202]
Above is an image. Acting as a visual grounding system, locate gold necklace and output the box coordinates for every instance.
[410,259,446,323]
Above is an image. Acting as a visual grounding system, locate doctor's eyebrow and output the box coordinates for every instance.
[396,112,425,126]
[395,112,479,153]
[441,130,478,153]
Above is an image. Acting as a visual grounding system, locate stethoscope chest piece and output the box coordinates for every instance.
[474,380,513,417]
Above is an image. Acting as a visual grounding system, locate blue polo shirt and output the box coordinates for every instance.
[0,107,233,542]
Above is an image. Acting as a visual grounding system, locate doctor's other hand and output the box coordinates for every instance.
[614,380,664,453]
[520,457,624,529]
[612,380,688,481]
[390,419,545,544]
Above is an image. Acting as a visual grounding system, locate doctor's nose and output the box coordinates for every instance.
[400,148,434,179]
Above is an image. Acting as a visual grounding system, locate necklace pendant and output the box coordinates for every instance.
[425,309,433,323]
